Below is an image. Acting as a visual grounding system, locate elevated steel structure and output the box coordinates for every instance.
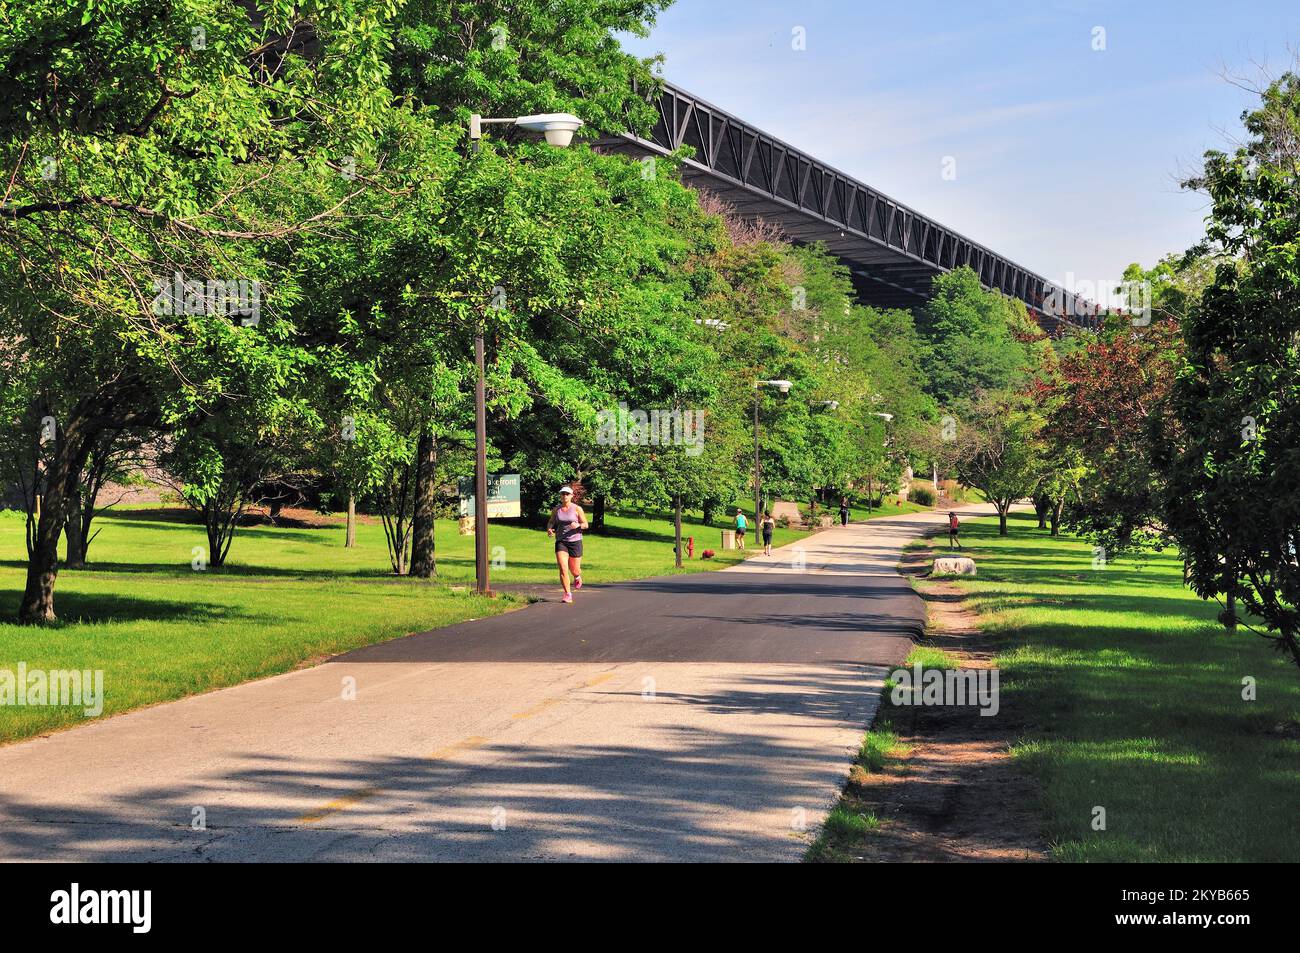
[599,81,1092,329]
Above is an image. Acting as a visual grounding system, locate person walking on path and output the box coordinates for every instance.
[547,486,588,603]
[760,511,775,556]
[734,508,748,551]
[839,496,850,526]
[948,511,962,550]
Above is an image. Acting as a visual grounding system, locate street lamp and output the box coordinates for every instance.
[866,410,894,513]
[753,379,793,520]
[466,110,583,596]
[807,399,840,514]
[469,112,585,149]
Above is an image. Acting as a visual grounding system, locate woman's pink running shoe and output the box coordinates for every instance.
[562,592,573,603]
[573,575,582,589]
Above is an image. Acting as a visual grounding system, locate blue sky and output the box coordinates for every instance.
[620,0,1300,288]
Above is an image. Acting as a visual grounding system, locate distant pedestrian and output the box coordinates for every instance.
[761,511,775,555]
[839,496,850,526]
[948,511,962,550]
[547,486,588,603]
[734,508,747,551]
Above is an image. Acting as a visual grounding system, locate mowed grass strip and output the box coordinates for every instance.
[0,508,810,745]
[953,511,1300,862]
[806,646,929,863]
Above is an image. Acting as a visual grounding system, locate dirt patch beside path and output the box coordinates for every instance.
[811,534,1048,862]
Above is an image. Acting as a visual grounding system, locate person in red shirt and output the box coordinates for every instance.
[948,511,962,550]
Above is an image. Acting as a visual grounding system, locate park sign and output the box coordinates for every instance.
[458,474,521,518]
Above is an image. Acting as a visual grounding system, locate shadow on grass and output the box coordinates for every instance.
[954,510,1300,861]
[0,590,250,627]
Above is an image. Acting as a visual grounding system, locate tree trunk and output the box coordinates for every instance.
[63,500,86,569]
[19,426,90,624]
[410,428,437,578]
[1223,557,1238,633]
[206,499,238,569]
[674,494,683,568]
[1035,495,1048,529]
[66,431,114,568]
[20,487,65,624]
[345,493,357,548]
[593,494,605,532]
[998,501,1009,536]
[1050,500,1062,537]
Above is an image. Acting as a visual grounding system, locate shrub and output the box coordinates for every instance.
[908,485,936,506]
[940,479,966,502]
[701,549,715,559]
[775,514,791,528]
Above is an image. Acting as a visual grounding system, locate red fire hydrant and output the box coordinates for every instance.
[687,536,694,559]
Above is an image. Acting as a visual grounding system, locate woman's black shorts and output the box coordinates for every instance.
[556,539,583,558]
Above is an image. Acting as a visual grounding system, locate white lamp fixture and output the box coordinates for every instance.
[757,379,793,394]
[514,113,584,147]
[469,112,584,148]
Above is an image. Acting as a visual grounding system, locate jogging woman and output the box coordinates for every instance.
[761,511,776,556]
[734,508,747,551]
[547,486,588,603]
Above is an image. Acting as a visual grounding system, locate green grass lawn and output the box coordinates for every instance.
[0,507,809,745]
[762,495,932,525]
[845,498,932,522]
[953,511,1300,862]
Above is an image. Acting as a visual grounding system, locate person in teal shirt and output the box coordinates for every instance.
[734,508,748,551]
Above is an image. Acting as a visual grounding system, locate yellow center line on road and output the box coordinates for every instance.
[510,672,616,721]
[510,698,561,721]
[297,735,489,824]
[297,785,383,824]
[427,735,488,760]
[295,673,619,824]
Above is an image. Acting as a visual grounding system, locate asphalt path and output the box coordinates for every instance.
[0,504,999,862]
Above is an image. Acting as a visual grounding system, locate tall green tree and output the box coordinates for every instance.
[946,390,1045,536]
[0,0,398,621]
[388,0,668,135]
[918,267,1035,408]
[1160,73,1300,667]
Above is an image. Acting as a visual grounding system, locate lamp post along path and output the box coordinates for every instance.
[466,110,584,596]
[474,331,489,594]
[753,379,793,525]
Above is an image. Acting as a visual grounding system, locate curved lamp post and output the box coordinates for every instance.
[466,111,583,595]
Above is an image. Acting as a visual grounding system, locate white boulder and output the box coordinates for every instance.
[932,556,977,576]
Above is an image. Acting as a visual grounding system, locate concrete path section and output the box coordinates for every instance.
[0,504,1003,862]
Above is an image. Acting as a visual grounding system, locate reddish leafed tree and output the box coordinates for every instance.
[693,189,786,247]
[1045,316,1183,556]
